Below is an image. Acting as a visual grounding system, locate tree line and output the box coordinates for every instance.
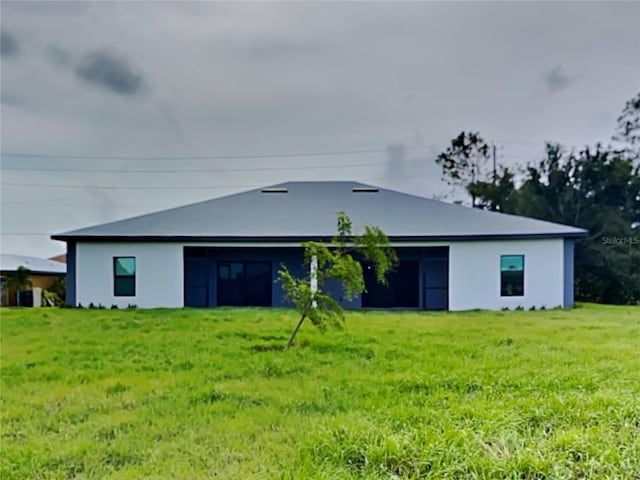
[436,93,640,304]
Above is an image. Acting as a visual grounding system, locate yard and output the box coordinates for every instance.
[1,305,639,479]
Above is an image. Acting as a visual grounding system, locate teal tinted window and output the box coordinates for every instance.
[501,255,524,296]
[115,257,136,275]
[501,255,524,272]
[114,257,136,296]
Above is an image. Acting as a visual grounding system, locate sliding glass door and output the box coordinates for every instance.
[217,261,272,306]
[361,261,420,308]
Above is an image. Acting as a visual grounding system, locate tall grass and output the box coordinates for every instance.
[1,305,639,478]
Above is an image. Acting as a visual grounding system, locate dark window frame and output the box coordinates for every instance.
[500,254,524,297]
[113,256,136,297]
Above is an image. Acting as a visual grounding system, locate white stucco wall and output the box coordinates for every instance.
[76,242,183,308]
[448,238,565,311]
[74,238,568,310]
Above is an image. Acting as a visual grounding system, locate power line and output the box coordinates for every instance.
[0,163,441,190]
[0,163,522,190]
[1,233,55,236]
[0,147,389,162]
[2,154,448,174]
[0,159,392,174]
[0,140,541,163]
[494,139,546,147]
[1,201,174,207]
[0,140,544,192]
[498,154,545,161]
[0,182,261,190]
[0,142,451,163]
[0,170,441,190]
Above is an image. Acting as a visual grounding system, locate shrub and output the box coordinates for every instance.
[48,277,66,305]
[41,290,59,307]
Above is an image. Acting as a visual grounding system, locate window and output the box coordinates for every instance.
[501,255,524,296]
[114,257,136,296]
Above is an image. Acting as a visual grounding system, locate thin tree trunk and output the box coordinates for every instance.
[286,314,307,349]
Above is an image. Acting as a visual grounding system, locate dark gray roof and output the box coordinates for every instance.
[52,181,587,241]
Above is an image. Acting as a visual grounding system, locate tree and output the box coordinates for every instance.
[466,141,639,304]
[436,93,640,304]
[614,91,640,160]
[508,144,640,304]
[278,212,397,348]
[467,167,516,212]
[4,266,32,292]
[435,131,492,208]
[4,266,33,306]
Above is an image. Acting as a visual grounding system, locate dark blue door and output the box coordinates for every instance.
[184,248,209,307]
[424,248,448,310]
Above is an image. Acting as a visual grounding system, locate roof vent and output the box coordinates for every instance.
[261,187,288,193]
[352,187,379,193]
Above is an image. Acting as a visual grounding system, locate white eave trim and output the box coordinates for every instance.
[181,241,451,248]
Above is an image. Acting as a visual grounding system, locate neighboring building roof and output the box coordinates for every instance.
[52,181,588,242]
[0,254,66,274]
[49,253,67,263]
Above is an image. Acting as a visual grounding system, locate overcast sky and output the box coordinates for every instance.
[1,1,639,258]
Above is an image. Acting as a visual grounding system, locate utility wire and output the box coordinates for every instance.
[0,182,260,190]
[0,169,445,189]
[1,154,530,174]
[1,201,174,207]
[0,152,538,181]
[0,140,542,163]
[0,143,452,163]
[493,139,545,147]
[0,160,393,174]
[1,233,59,236]
[0,147,390,161]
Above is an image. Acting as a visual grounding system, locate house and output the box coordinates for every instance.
[0,254,66,306]
[52,181,587,311]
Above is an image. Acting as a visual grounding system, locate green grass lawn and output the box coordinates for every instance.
[1,305,639,479]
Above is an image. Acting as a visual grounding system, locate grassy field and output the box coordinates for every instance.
[1,305,639,479]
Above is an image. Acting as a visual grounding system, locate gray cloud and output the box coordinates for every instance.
[1,1,639,258]
[543,65,575,92]
[0,93,25,107]
[46,44,73,68]
[160,104,186,144]
[0,1,89,16]
[240,35,322,60]
[75,49,145,96]
[1,31,19,57]
[385,144,407,179]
